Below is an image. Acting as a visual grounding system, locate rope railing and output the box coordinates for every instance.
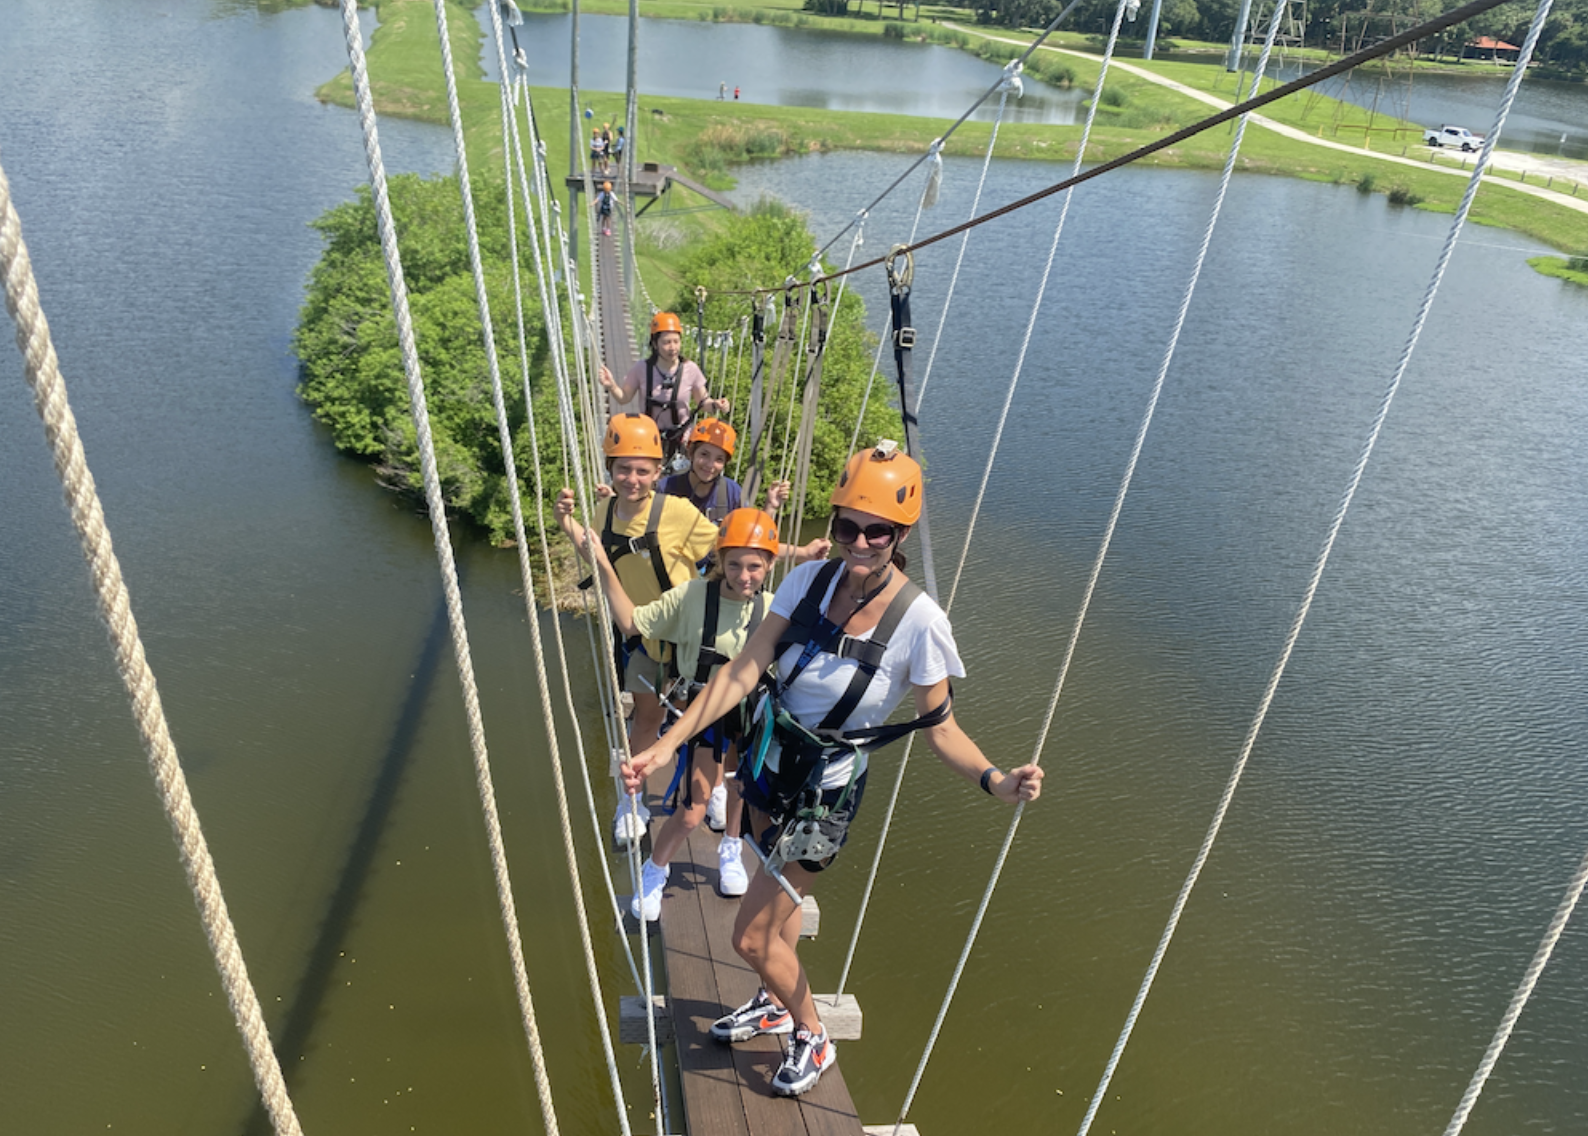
[485,8,639,1131]
[1076,2,1554,1132]
[1,151,306,1136]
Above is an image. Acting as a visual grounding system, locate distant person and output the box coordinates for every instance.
[719,80,727,100]
[596,180,615,237]
[601,312,729,465]
[590,127,607,175]
[734,85,740,101]
[612,125,626,167]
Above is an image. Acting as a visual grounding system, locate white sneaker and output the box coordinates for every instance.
[717,836,748,897]
[613,797,650,849]
[630,858,669,921]
[705,783,728,832]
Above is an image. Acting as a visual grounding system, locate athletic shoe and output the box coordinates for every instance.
[709,989,792,1043]
[613,797,650,849]
[705,783,728,831]
[630,858,669,922]
[717,836,748,897]
[771,1024,835,1096]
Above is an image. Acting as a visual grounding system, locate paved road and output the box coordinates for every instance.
[950,25,1588,219]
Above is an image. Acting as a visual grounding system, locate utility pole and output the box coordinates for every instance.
[1143,0,1165,59]
[1227,0,1254,70]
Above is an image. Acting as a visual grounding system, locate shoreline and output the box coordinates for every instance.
[316,0,1588,259]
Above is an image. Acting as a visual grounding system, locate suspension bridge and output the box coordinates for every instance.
[4,0,1587,1133]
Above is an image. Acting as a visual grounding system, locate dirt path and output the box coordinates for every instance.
[949,24,1588,218]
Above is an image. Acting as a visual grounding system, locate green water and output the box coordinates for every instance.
[3,3,1586,1134]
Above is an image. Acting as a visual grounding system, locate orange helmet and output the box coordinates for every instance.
[688,417,737,458]
[602,180,612,191]
[603,413,663,461]
[717,508,780,558]
[649,311,683,339]
[830,440,921,526]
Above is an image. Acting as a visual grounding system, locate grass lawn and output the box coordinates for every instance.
[313,0,1588,292]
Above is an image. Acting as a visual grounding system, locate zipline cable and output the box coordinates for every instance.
[1075,3,1554,1132]
[1,154,306,1136]
[887,3,1140,1127]
[714,0,1517,300]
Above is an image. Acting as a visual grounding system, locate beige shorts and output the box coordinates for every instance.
[623,648,669,698]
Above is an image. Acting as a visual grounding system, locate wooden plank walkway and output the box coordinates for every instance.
[654,821,871,1136]
[593,226,636,384]
[567,162,738,213]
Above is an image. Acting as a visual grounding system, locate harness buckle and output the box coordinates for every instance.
[895,325,916,350]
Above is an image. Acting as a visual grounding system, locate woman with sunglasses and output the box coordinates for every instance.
[619,440,1043,1098]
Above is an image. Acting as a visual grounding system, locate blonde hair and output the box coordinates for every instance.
[708,545,775,583]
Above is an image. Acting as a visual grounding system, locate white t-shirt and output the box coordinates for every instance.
[765,560,965,788]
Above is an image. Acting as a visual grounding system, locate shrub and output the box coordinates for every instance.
[1356,172,1376,194]
[1100,85,1127,107]
[1386,183,1423,206]
[1568,253,1588,271]
[883,20,907,37]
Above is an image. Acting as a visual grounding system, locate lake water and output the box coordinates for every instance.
[481,10,1087,124]
[3,3,1587,1135]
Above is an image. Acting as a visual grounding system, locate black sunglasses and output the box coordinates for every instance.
[829,515,900,548]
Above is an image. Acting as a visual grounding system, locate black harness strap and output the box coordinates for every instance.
[694,583,765,686]
[772,560,931,737]
[600,490,673,598]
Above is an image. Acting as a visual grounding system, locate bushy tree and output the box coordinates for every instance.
[295,172,553,542]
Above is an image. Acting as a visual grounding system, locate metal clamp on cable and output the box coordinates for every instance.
[895,325,916,350]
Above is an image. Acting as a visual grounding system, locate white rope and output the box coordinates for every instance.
[1,153,306,1136]
[342,2,558,1125]
[504,71,647,999]
[485,10,638,1130]
[1076,4,1553,1132]
[1444,842,1588,1136]
[913,68,1017,409]
[887,4,1142,1129]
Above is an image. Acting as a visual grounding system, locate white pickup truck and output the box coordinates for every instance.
[1423,125,1483,151]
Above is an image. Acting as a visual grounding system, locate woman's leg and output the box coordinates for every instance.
[723,745,746,839]
[731,806,822,1035]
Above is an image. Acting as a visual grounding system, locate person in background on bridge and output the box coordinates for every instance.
[620,441,1043,1097]
[612,125,626,168]
[596,180,615,237]
[590,126,607,175]
[601,311,730,467]
[556,414,719,849]
[581,509,784,914]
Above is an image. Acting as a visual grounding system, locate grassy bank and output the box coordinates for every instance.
[315,0,1588,274]
[1528,254,1588,284]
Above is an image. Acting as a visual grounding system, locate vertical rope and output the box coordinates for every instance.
[1076,4,1554,1133]
[339,2,558,1126]
[1,157,305,1136]
[485,8,638,1130]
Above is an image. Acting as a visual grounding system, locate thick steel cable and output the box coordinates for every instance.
[1,156,305,1136]
[505,72,646,999]
[340,1,557,1125]
[1076,4,1553,1133]
[486,13,638,1129]
[1444,842,1588,1136]
[710,0,1515,301]
[887,6,1136,1130]
[834,82,1014,1003]
[814,0,1087,260]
